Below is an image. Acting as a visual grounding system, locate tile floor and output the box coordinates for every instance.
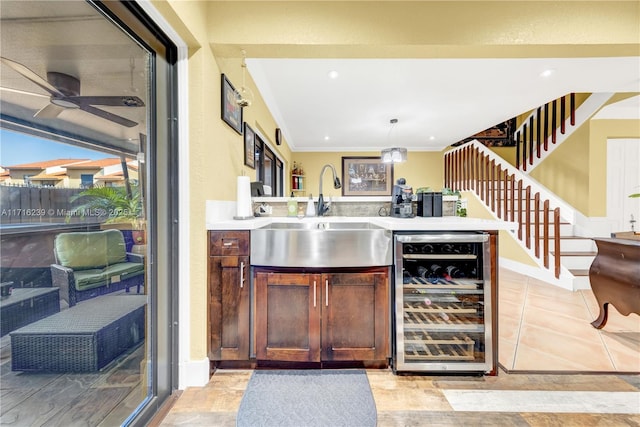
[157,269,640,426]
[498,269,640,372]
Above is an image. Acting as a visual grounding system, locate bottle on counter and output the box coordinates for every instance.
[287,192,298,217]
[306,194,315,217]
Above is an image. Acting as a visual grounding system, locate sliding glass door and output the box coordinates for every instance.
[0,1,177,424]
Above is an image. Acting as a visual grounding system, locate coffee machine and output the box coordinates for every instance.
[391,178,414,218]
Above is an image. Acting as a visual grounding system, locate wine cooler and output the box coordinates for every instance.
[393,232,494,374]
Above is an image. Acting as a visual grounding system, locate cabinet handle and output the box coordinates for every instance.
[313,280,317,307]
[325,279,329,307]
[239,261,245,288]
[223,241,233,246]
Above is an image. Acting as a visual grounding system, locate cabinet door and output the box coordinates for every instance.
[208,255,250,360]
[255,272,321,362]
[321,270,389,361]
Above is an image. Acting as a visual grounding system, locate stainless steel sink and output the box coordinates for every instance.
[251,221,392,267]
[263,221,382,230]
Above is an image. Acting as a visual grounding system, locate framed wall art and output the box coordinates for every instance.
[453,118,516,147]
[243,122,256,169]
[341,156,393,196]
[221,74,243,134]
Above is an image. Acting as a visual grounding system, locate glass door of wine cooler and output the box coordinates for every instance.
[393,233,493,373]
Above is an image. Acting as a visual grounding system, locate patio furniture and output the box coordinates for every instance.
[0,286,60,336]
[10,294,146,372]
[50,229,144,307]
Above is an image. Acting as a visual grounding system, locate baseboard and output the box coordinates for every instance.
[500,258,574,291]
[179,357,210,389]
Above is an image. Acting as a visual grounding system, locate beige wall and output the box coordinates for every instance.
[528,117,640,217]
[7,170,37,184]
[206,1,639,59]
[153,0,297,361]
[464,191,538,267]
[529,122,591,215]
[292,151,445,198]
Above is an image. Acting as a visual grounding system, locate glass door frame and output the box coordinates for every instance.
[93,1,181,425]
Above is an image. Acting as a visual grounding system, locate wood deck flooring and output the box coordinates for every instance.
[0,334,145,427]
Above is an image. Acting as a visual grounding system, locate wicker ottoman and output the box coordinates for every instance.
[1,287,60,337]
[10,295,146,372]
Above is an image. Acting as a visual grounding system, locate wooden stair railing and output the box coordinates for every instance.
[445,143,561,279]
[515,93,576,171]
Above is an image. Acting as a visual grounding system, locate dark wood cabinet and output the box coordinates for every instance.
[208,231,250,361]
[255,272,321,362]
[254,268,389,363]
[321,271,389,361]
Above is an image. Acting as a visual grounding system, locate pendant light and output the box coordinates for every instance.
[236,50,254,107]
[381,119,407,163]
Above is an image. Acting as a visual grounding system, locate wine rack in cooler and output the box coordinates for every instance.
[393,232,493,373]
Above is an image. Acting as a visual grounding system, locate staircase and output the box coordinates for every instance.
[517,93,615,289]
[513,92,615,172]
[444,93,615,290]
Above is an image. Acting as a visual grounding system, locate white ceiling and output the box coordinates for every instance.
[1,1,638,157]
[247,56,640,152]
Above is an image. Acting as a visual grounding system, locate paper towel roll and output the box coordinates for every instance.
[236,176,253,218]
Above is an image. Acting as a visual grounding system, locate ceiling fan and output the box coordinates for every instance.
[0,56,144,128]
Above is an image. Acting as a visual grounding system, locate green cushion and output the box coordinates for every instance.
[55,229,127,270]
[74,262,144,291]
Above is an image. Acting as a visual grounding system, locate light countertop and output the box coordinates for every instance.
[206,215,517,232]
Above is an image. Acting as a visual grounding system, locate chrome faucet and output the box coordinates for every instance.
[317,164,341,216]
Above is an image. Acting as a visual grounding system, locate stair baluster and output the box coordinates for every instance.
[560,96,566,134]
[444,143,563,279]
[536,108,542,159]
[534,192,541,257]
[525,185,532,249]
[552,99,557,144]
[543,103,549,151]
[543,200,550,270]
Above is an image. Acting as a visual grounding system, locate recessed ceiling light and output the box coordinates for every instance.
[328,70,339,79]
[540,69,555,78]
[429,136,436,141]
[324,136,330,141]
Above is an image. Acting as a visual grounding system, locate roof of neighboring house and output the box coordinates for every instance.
[7,159,90,170]
[30,171,67,181]
[95,171,125,182]
[64,158,123,169]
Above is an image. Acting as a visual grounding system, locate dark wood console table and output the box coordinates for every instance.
[588,238,640,329]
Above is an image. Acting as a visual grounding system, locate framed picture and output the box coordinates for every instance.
[243,122,255,169]
[221,74,243,134]
[341,156,393,196]
[453,118,516,147]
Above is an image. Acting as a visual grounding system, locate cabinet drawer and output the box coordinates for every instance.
[209,231,249,256]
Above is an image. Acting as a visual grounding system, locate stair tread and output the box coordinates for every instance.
[558,236,594,240]
[554,251,597,256]
[570,269,590,276]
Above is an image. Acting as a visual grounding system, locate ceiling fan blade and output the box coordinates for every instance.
[0,56,64,98]
[34,103,66,119]
[0,86,50,99]
[69,95,145,107]
[80,104,139,128]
